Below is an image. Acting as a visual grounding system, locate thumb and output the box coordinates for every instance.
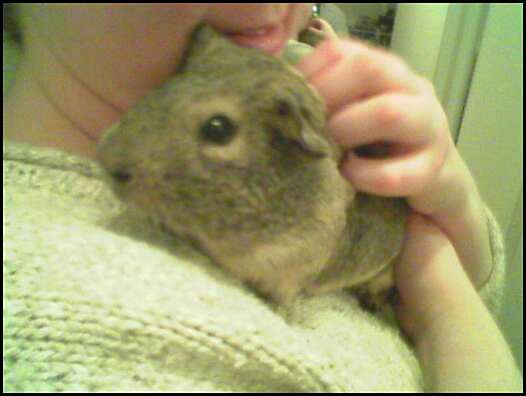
[394,212,464,308]
[394,212,466,340]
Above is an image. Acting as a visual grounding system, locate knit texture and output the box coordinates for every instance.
[3,141,506,391]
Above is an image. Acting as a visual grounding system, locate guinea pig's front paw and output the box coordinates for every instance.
[245,279,302,306]
[353,266,397,312]
[353,285,397,312]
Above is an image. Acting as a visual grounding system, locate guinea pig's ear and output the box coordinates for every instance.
[178,24,237,73]
[274,98,330,158]
[297,120,331,157]
[188,23,226,52]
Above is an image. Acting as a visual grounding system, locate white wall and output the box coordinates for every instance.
[390,4,449,81]
[501,229,523,374]
[390,3,523,375]
[456,4,523,374]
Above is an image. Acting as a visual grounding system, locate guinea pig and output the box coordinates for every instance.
[97,24,407,307]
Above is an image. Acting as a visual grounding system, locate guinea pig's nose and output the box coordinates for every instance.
[110,169,133,184]
[97,141,133,183]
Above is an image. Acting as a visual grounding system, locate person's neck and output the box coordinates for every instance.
[3,52,123,161]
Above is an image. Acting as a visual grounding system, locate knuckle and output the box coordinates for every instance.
[376,96,405,128]
[384,51,407,69]
[416,76,436,94]
[352,50,384,82]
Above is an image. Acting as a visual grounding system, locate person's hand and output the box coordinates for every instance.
[306,17,338,40]
[295,38,494,288]
[296,38,454,212]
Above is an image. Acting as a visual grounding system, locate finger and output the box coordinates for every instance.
[406,141,465,216]
[328,93,436,150]
[309,40,420,113]
[307,26,322,34]
[312,18,336,36]
[295,39,344,80]
[340,141,446,197]
[309,17,323,30]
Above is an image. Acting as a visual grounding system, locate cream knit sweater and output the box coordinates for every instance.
[3,141,506,392]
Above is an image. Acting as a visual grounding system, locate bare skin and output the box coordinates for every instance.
[395,213,522,391]
[4,4,311,158]
[3,4,521,391]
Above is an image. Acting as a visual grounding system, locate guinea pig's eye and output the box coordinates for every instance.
[110,170,132,184]
[276,99,292,117]
[199,114,237,145]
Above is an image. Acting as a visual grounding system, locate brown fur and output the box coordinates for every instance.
[97,24,407,307]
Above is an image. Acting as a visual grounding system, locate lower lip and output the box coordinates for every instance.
[225,22,288,55]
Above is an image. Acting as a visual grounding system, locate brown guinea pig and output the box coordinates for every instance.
[97,24,407,307]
